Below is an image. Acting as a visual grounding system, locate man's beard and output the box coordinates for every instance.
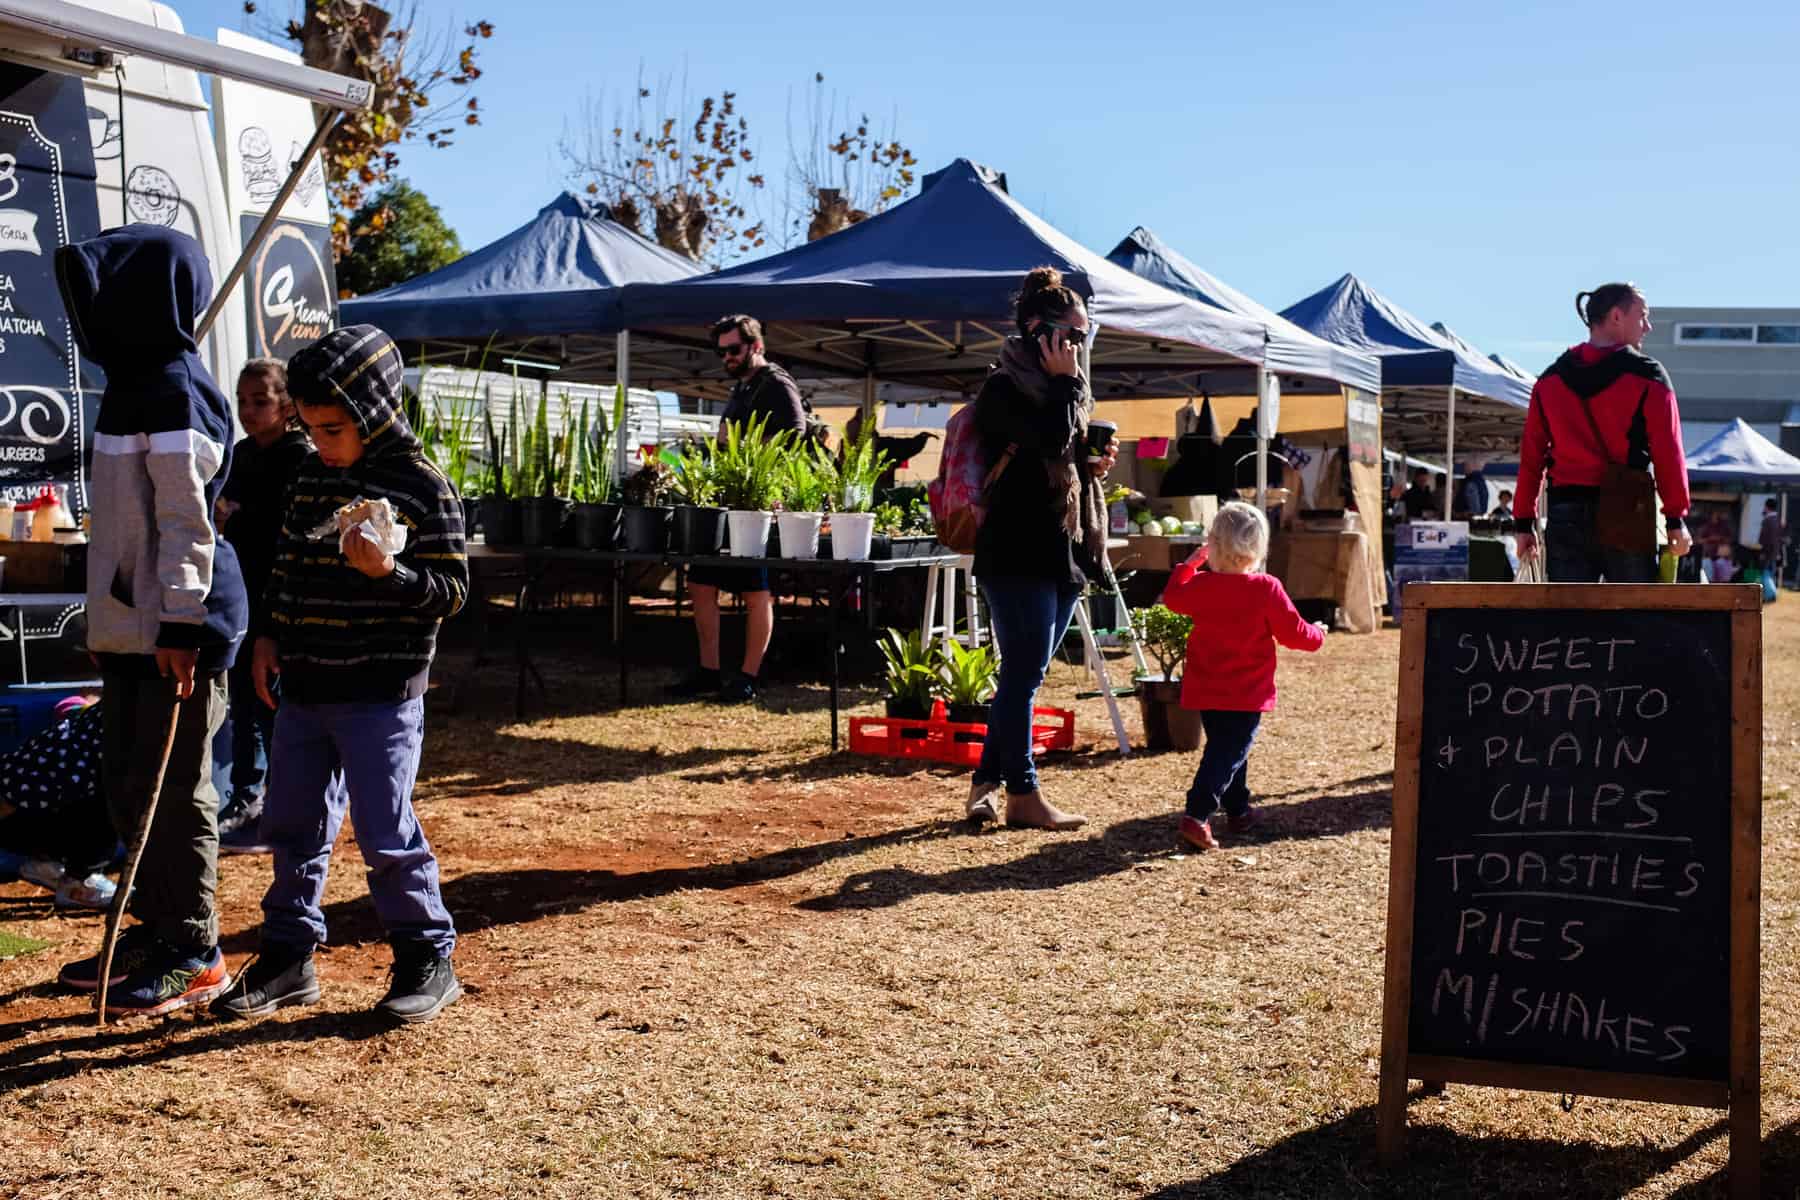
[725,356,754,379]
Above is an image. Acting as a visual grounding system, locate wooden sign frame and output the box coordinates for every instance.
[1378,583,1762,1198]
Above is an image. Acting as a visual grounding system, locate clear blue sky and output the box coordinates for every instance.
[179,0,1799,368]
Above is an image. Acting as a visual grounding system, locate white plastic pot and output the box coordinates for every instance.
[777,511,822,559]
[831,511,877,561]
[726,509,773,558]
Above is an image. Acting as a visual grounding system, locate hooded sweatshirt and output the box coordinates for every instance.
[54,225,247,674]
[260,325,467,704]
[1512,343,1689,529]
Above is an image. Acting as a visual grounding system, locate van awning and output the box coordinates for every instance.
[0,0,372,110]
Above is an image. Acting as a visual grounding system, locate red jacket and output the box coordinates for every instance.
[1161,547,1324,713]
[1513,343,1689,527]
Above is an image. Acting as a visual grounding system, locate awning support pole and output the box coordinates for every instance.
[614,330,631,482]
[1255,366,1269,511]
[1445,386,1457,520]
[197,109,339,343]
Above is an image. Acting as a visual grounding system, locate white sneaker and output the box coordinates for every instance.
[19,858,69,892]
[55,873,117,910]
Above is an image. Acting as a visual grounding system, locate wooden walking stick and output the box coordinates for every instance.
[95,694,184,1027]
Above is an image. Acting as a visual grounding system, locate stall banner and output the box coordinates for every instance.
[0,66,103,513]
[239,215,334,359]
[1392,520,1469,621]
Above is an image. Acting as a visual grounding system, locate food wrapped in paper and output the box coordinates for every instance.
[305,496,408,556]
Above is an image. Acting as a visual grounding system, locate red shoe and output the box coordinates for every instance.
[104,944,231,1019]
[1178,815,1218,851]
[1226,808,1260,836]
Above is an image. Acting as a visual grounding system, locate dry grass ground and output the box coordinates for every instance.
[2,600,1799,1198]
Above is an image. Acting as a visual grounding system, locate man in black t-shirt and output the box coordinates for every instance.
[668,314,806,704]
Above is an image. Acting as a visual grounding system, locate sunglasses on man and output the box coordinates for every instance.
[714,340,756,359]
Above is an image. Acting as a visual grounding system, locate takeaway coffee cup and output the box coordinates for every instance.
[1086,419,1118,464]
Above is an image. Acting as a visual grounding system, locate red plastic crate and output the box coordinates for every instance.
[849,706,1075,766]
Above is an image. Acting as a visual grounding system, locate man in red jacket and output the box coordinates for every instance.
[1513,283,1692,580]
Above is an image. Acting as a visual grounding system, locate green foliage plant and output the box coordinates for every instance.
[813,418,891,513]
[1129,604,1193,683]
[937,640,998,706]
[879,627,941,711]
[713,414,793,511]
[669,438,721,506]
[780,452,829,513]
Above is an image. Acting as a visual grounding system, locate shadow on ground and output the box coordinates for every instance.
[800,784,1395,912]
[1141,1101,1731,1199]
[221,818,969,954]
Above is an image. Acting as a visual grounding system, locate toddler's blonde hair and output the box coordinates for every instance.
[1208,501,1269,570]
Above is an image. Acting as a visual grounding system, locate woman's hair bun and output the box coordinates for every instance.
[1022,266,1064,295]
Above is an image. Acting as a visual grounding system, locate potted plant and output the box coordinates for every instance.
[714,413,792,558]
[478,403,522,544]
[569,395,616,549]
[1129,604,1202,752]
[938,640,998,726]
[879,627,941,724]
[668,437,727,555]
[619,458,673,552]
[518,391,573,546]
[776,451,827,560]
[870,490,937,560]
[818,421,892,561]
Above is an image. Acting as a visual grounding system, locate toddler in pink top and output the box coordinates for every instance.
[1161,502,1326,851]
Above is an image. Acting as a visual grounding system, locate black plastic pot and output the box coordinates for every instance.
[460,497,480,538]
[872,534,942,561]
[621,505,671,553]
[946,702,992,726]
[573,502,621,550]
[521,497,570,546]
[671,505,727,556]
[479,497,522,545]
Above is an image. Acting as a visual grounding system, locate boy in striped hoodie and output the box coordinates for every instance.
[213,325,469,1024]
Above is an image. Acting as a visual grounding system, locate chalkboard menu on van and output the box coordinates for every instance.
[0,66,102,511]
[1378,583,1762,1183]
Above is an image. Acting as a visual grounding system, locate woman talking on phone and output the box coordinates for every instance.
[965,267,1118,830]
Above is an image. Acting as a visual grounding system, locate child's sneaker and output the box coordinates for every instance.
[19,858,69,892]
[1226,808,1261,837]
[105,943,230,1019]
[58,924,158,991]
[53,872,117,910]
[1178,815,1219,852]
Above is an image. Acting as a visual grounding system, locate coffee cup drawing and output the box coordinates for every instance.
[1086,419,1117,463]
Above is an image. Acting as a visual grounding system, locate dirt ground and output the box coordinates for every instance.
[2,598,1798,1199]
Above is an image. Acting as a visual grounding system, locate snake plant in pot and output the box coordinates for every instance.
[478,403,522,544]
[1130,604,1202,751]
[569,394,623,549]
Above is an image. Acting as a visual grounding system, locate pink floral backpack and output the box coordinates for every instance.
[927,405,1015,554]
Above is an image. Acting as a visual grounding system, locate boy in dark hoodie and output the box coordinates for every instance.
[213,325,469,1024]
[214,358,313,854]
[52,225,248,1017]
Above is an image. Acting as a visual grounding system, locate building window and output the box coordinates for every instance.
[1757,324,1800,345]
[1676,323,1755,345]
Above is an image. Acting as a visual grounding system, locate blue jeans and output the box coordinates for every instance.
[1546,497,1657,583]
[260,698,455,956]
[1186,710,1262,821]
[974,576,1082,795]
[226,652,276,802]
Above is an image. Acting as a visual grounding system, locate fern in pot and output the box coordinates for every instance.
[776,452,828,560]
[817,421,892,561]
[715,414,792,558]
[1129,604,1203,752]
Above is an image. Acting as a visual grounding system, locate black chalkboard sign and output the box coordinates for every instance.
[1378,583,1762,1197]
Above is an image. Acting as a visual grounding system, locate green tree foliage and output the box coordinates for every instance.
[334,181,463,296]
